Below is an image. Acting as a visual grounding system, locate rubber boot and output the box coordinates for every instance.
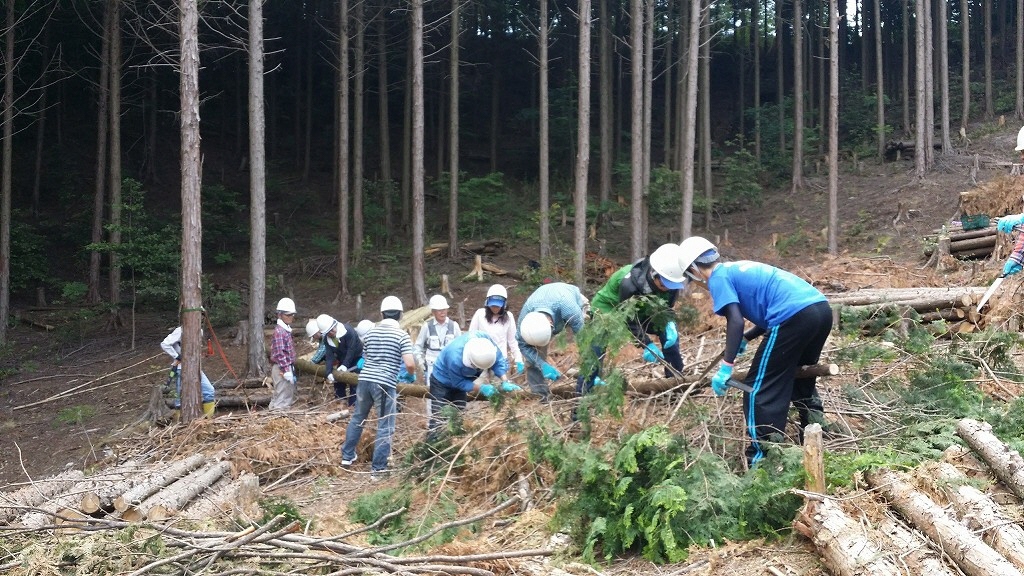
[202,401,216,417]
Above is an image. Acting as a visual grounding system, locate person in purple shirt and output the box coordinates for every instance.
[678,236,832,466]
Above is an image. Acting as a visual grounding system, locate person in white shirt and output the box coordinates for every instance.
[414,295,461,413]
[161,325,216,416]
[468,284,524,377]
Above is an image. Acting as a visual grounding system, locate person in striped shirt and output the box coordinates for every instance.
[515,282,589,402]
[340,295,416,480]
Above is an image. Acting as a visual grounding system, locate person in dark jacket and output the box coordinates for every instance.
[313,314,364,405]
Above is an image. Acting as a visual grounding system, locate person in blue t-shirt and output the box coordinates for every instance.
[678,236,832,466]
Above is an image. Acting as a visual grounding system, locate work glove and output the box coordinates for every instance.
[1004,260,1023,276]
[710,363,733,397]
[326,372,336,384]
[397,368,416,384]
[540,362,562,381]
[356,358,365,370]
[736,339,748,357]
[283,370,295,385]
[500,382,522,393]
[999,214,1024,233]
[663,321,678,348]
[479,384,497,398]
[592,376,607,387]
[339,365,349,372]
[515,361,524,374]
[642,342,665,363]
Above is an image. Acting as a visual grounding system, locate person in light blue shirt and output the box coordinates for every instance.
[678,236,832,466]
[515,282,589,402]
[427,332,521,437]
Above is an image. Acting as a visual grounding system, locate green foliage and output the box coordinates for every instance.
[201,184,246,260]
[58,282,88,304]
[348,487,463,551]
[951,329,1024,373]
[205,287,242,328]
[904,357,985,418]
[87,178,180,307]
[717,140,763,212]
[824,449,914,488]
[433,171,512,239]
[259,496,308,527]
[531,425,807,564]
[647,165,681,217]
[896,420,963,461]
[9,211,50,295]
[54,405,97,426]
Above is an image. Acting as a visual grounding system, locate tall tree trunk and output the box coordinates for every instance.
[662,0,673,167]
[915,0,927,178]
[1018,0,1023,119]
[753,0,761,161]
[303,12,313,183]
[938,0,952,152]
[984,0,993,119]
[874,0,885,159]
[448,0,460,260]
[961,0,970,129]
[599,0,612,205]
[108,0,122,313]
[776,0,785,153]
[738,9,745,138]
[87,4,112,305]
[903,0,912,135]
[402,38,411,230]
[179,0,204,424]
[337,0,350,295]
[700,1,711,226]
[539,0,551,260]
[573,0,592,285]
[828,0,838,255]
[247,0,269,378]
[629,0,643,259]
[923,0,933,167]
[791,0,804,193]
[641,0,653,246]
[145,71,159,184]
[377,8,393,232]
[860,0,868,93]
[680,0,700,238]
[31,25,49,217]
[0,0,13,344]
[353,0,365,263]
[411,0,427,305]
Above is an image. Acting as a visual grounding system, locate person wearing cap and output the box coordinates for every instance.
[426,332,521,438]
[515,282,589,402]
[341,296,416,480]
[310,314,364,405]
[160,325,217,417]
[678,236,832,466]
[415,295,461,413]
[268,297,299,410]
[993,126,1024,277]
[582,243,688,393]
[468,284,524,376]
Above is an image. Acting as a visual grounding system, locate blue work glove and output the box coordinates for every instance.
[592,376,607,387]
[736,339,748,356]
[515,361,524,374]
[540,362,562,381]
[397,368,416,383]
[478,384,497,398]
[663,321,678,348]
[710,363,733,397]
[642,343,664,363]
[500,382,522,393]
[999,214,1024,233]
[1004,260,1023,276]
[356,358,365,370]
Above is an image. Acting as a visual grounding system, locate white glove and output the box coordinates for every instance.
[338,365,348,372]
[283,370,294,384]
[326,372,336,384]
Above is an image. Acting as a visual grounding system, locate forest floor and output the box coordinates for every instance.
[2,123,1022,575]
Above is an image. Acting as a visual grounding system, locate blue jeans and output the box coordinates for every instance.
[341,379,397,472]
[173,367,216,406]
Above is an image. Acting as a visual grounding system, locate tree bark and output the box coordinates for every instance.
[679,0,700,238]
[984,0,993,119]
[914,0,927,178]
[539,0,551,260]
[113,453,206,513]
[868,468,1024,576]
[753,0,761,162]
[87,3,112,305]
[180,472,260,520]
[353,0,365,264]
[573,0,592,286]
[903,0,912,135]
[447,0,460,261]
[875,514,959,576]
[938,0,951,153]
[700,2,711,226]
[247,0,269,379]
[874,0,885,160]
[1018,0,1023,119]
[629,0,643,259]
[411,0,427,305]
[791,0,804,193]
[956,418,1024,500]
[776,0,785,152]
[0,0,13,344]
[0,470,85,523]
[337,0,351,296]
[641,0,653,243]
[126,461,232,522]
[107,0,122,312]
[793,497,903,576]
[961,0,970,129]
[827,0,838,255]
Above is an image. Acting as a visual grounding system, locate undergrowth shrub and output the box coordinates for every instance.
[348,487,464,551]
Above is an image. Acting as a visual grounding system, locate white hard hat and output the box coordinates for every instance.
[520,311,552,346]
[464,337,497,370]
[1016,126,1024,151]
[678,236,720,272]
[305,319,319,338]
[355,319,374,338]
[380,295,403,313]
[648,244,687,289]
[276,297,297,314]
[429,294,449,310]
[486,284,508,299]
[316,314,338,335]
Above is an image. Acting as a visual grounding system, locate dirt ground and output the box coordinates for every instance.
[2,125,1021,574]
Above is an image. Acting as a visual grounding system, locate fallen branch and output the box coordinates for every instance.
[956,418,1024,500]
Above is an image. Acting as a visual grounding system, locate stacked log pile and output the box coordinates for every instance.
[795,418,1024,576]
[0,454,259,526]
[828,286,989,333]
[924,225,1001,261]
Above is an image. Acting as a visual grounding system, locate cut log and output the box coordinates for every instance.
[920,308,964,323]
[954,247,996,260]
[0,469,84,523]
[802,424,825,494]
[867,468,1024,576]
[18,474,123,528]
[826,287,986,307]
[123,460,233,522]
[166,395,270,410]
[792,497,903,576]
[179,472,260,521]
[922,461,1024,571]
[875,515,959,576]
[481,262,523,280]
[423,238,505,258]
[213,378,270,390]
[114,454,206,513]
[956,418,1024,500]
[80,461,149,514]
[951,235,997,252]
